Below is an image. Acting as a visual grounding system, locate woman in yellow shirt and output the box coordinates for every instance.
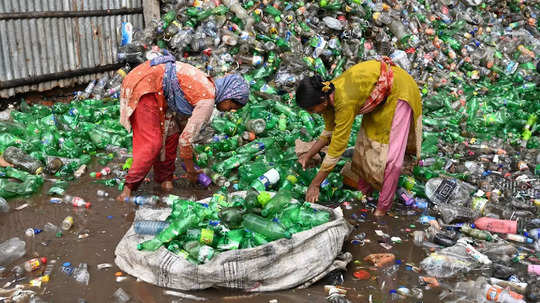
[296,59,422,216]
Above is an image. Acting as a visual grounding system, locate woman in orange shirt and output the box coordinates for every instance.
[116,53,249,201]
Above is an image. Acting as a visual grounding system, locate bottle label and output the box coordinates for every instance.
[200,229,214,245]
[72,197,84,206]
[258,176,271,189]
[433,179,457,203]
[27,259,41,271]
[321,179,330,189]
[471,197,488,214]
[486,286,502,301]
[63,216,74,227]
[62,265,74,276]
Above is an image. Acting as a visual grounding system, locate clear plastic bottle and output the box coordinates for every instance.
[0,197,9,213]
[77,80,96,100]
[0,237,26,265]
[96,189,109,198]
[62,216,74,231]
[63,195,91,208]
[91,75,109,100]
[2,146,44,174]
[125,195,159,206]
[134,220,170,235]
[222,0,254,32]
[460,277,526,303]
[105,66,131,97]
[245,118,266,134]
[73,263,90,285]
[113,288,131,303]
[425,177,474,206]
[24,257,47,272]
[43,259,56,279]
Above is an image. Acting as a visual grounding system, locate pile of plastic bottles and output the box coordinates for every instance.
[136,189,331,264]
[117,0,538,145]
[0,0,539,300]
[190,95,365,204]
[0,98,131,198]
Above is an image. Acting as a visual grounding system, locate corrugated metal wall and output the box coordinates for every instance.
[0,0,144,98]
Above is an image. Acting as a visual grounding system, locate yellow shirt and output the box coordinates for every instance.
[319,60,422,171]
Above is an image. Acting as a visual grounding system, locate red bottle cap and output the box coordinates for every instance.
[353,270,371,280]
[40,257,47,264]
[85,202,92,209]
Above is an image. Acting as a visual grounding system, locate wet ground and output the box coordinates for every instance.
[0,157,442,303]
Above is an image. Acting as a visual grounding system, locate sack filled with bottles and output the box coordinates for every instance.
[136,188,334,264]
[115,190,352,291]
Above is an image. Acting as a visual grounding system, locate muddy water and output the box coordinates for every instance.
[0,159,441,302]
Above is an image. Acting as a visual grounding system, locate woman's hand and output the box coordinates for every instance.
[298,153,313,169]
[305,183,320,203]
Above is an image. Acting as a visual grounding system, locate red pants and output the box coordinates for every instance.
[125,94,179,191]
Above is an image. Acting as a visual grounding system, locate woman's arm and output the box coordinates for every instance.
[306,106,356,202]
[179,99,214,181]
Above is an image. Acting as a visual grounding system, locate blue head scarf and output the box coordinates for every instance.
[214,74,250,105]
[150,51,194,116]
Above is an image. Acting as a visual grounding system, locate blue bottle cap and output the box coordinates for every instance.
[395,259,402,265]
[389,289,397,294]
[470,223,476,229]
[63,262,71,267]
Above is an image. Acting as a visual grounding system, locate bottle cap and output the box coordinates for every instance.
[84,202,92,209]
[40,257,47,264]
[63,262,71,267]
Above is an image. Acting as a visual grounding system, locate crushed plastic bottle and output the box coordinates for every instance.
[0,237,26,266]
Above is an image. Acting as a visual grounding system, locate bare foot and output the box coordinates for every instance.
[374,209,386,217]
[161,181,173,191]
[116,187,131,202]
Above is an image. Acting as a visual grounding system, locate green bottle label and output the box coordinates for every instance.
[200,228,214,245]
[471,197,488,214]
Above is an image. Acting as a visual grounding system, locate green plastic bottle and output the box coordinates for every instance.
[183,241,215,264]
[243,190,260,211]
[460,224,492,241]
[137,213,199,251]
[261,190,292,217]
[278,203,301,228]
[184,228,219,246]
[299,110,315,135]
[250,168,280,192]
[297,204,330,227]
[212,154,253,174]
[273,102,297,118]
[237,138,274,154]
[218,207,245,229]
[242,213,292,241]
[212,118,237,136]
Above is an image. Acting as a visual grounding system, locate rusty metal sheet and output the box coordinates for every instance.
[0,0,144,98]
